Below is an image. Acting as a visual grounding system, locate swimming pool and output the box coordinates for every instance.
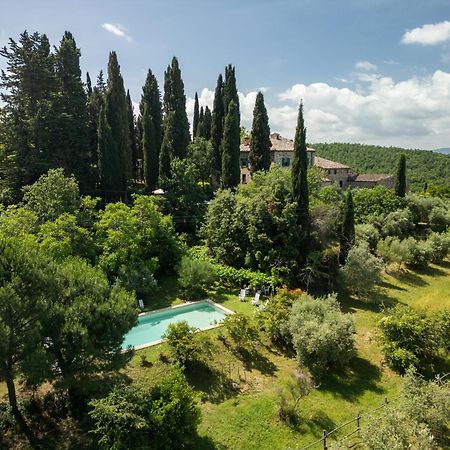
[122,300,233,350]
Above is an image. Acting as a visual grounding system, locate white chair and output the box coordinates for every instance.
[252,291,261,305]
[239,289,246,301]
[138,299,145,309]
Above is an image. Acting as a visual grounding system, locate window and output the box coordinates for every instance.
[334,169,337,174]
[281,157,290,167]
[242,174,247,184]
[339,180,343,188]
[240,158,248,167]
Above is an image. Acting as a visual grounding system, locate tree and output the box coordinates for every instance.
[288,293,356,379]
[291,101,310,266]
[163,57,190,160]
[197,106,204,138]
[139,69,163,186]
[159,110,175,182]
[178,256,217,300]
[89,368,201,450]
[193,91,200,138]
[223,64,239,117]
[203,106,212,140]
[54,31,90,189]
[223,313,258,350]
[249,92,271,173]
[211,74,225,186]
[97,104,117,193]
[339,189,355,264]
[221,100,241,188]
[126,90,138,180]
[395,154,407,197]
[104,51,131,196]
[164,321,202,367]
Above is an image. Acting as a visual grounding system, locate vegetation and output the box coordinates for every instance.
[249,92,271,173]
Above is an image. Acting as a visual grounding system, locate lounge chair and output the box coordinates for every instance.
[138,299,145,309]
[252,291,261,305]
[239,289,246,301]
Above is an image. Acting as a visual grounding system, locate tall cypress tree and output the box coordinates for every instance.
[249,92,271,173]
[104,51,131,195]
[292,101,310,265]
[86,72,92,96]
[142,104,158,190]
[203,106,212,140]
[339,190,355,264]
[223,64,239,117]
[395,154,406,197]
[54,31,90,188]
[159,111,175,182]
[139,69,163,186]
[221,100,241,189]
[126,90,138,180]
[211,74,225,186]
[193,92,200,138]
[97,104,116,192]
[96,70,106,95]
[163,57,190,160]
[197,106,204,138]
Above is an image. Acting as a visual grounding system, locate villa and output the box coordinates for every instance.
[239,133,395,189]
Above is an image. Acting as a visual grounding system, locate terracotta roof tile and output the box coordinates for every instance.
[314,156,350,170]
[240,133,315,153]
[353,173,393,182]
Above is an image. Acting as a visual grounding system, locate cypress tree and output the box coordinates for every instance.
[142,104,158,190]
[193,92,200,138]
[249,92,271,173]
[395,154,406,197]
[291,101,310,265]
[97,104,116,192]
[223,64,239,117]
[104,51,131,195]
[203,106,212,140]
[139,69,163,185]
[163,57,190,160]
[159,111,175,182]
[221,100,241,189]
[211,74,224,186]
[86,72,92,96]
[54,31,90,188]
[339,189,355,264]
[197,106,204,138]
[96,70,106,95]
[126,90,138,180]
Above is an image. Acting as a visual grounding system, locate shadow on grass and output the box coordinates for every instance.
[378,280,406,291]
[191,434,227,450]
[144,275,181,310]
[186,360,239,404]
[234,347,277,376]
[294,410,337,437]
[434,259,450,270]
[391,270,428,287]
[338,288,398,315]
[320,356,384,401]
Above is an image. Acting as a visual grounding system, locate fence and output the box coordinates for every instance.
[295,372,450,450]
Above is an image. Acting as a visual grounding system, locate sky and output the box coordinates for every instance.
[1,0,450,149]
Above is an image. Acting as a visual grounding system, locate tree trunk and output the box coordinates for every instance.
[1,360,40,449]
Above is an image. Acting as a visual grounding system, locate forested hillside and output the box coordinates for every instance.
[314,143,450,191]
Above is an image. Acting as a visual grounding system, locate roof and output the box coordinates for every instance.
[352,173,393,182]
[240,133,315,153]
[314,156,350,170]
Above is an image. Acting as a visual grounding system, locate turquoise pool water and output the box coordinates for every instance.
[122,301,230,349]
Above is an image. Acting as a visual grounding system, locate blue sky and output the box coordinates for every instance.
[2,0,450,148]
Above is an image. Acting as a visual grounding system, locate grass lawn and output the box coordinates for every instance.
[125,260,450,450]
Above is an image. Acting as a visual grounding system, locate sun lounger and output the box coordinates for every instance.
[138,299,145,309]
[252,291,261,305]
[239,289,246,301]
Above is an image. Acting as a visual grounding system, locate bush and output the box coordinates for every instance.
[89,369,201,450]
[377,236,414,268]
[288,293,356,379]
[340,243,383,297]
[222,313,258,350]
[378,306,440,374]
[355,223,380,252]
[380,208,415,238]
[427,232,450,262]
[178,255,217,300]
[429,205,450,232]
[163,321,201,368]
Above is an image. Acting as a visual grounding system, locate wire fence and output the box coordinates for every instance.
[294,372,450,450]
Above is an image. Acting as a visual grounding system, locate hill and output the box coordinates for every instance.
[313,143,450,191]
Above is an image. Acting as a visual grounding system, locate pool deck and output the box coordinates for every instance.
[127,299,235,351]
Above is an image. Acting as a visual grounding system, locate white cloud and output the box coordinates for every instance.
[101,23,132,41]
[401,21,450,45]
[355,60,377,72]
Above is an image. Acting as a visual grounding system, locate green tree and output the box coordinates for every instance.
[223,64,239,117]
[203,105,212,140]
[339,189,355,264]
[193,91,200,138]
[54,31,90,189]
[89,368,201,450]
[221,100,241,188]
[395,154,407,197]
[178,255,217,300]
[126,90,138,180]
[164,321,202,367]
[211,74,225,186]
[140,69,163,186]
[97,104,117,193]
[291,101,310,266]
[197,106,204,138]
[163,57,190,160]
[104,51,131,196]
[249,91,271,173]
[159,110,175,182]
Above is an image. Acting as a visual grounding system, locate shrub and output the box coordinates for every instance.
[378,306,440,374]
[117,259,158,296]
[223,313,258,350]
[163,321,201,367]
[380,208,415,238]
[427,232,450,262]
[355,223,380,252]
[89,369,201,450]
[340,243,383,296]
[377,236,414,268]
[288,293,356,379]
[178,255,217,300]
[429,205,450,232]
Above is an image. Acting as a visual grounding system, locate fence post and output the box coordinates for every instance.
[323,430,327,450]
[357,412,361,436]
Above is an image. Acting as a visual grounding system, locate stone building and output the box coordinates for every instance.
[239,132,396,189]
